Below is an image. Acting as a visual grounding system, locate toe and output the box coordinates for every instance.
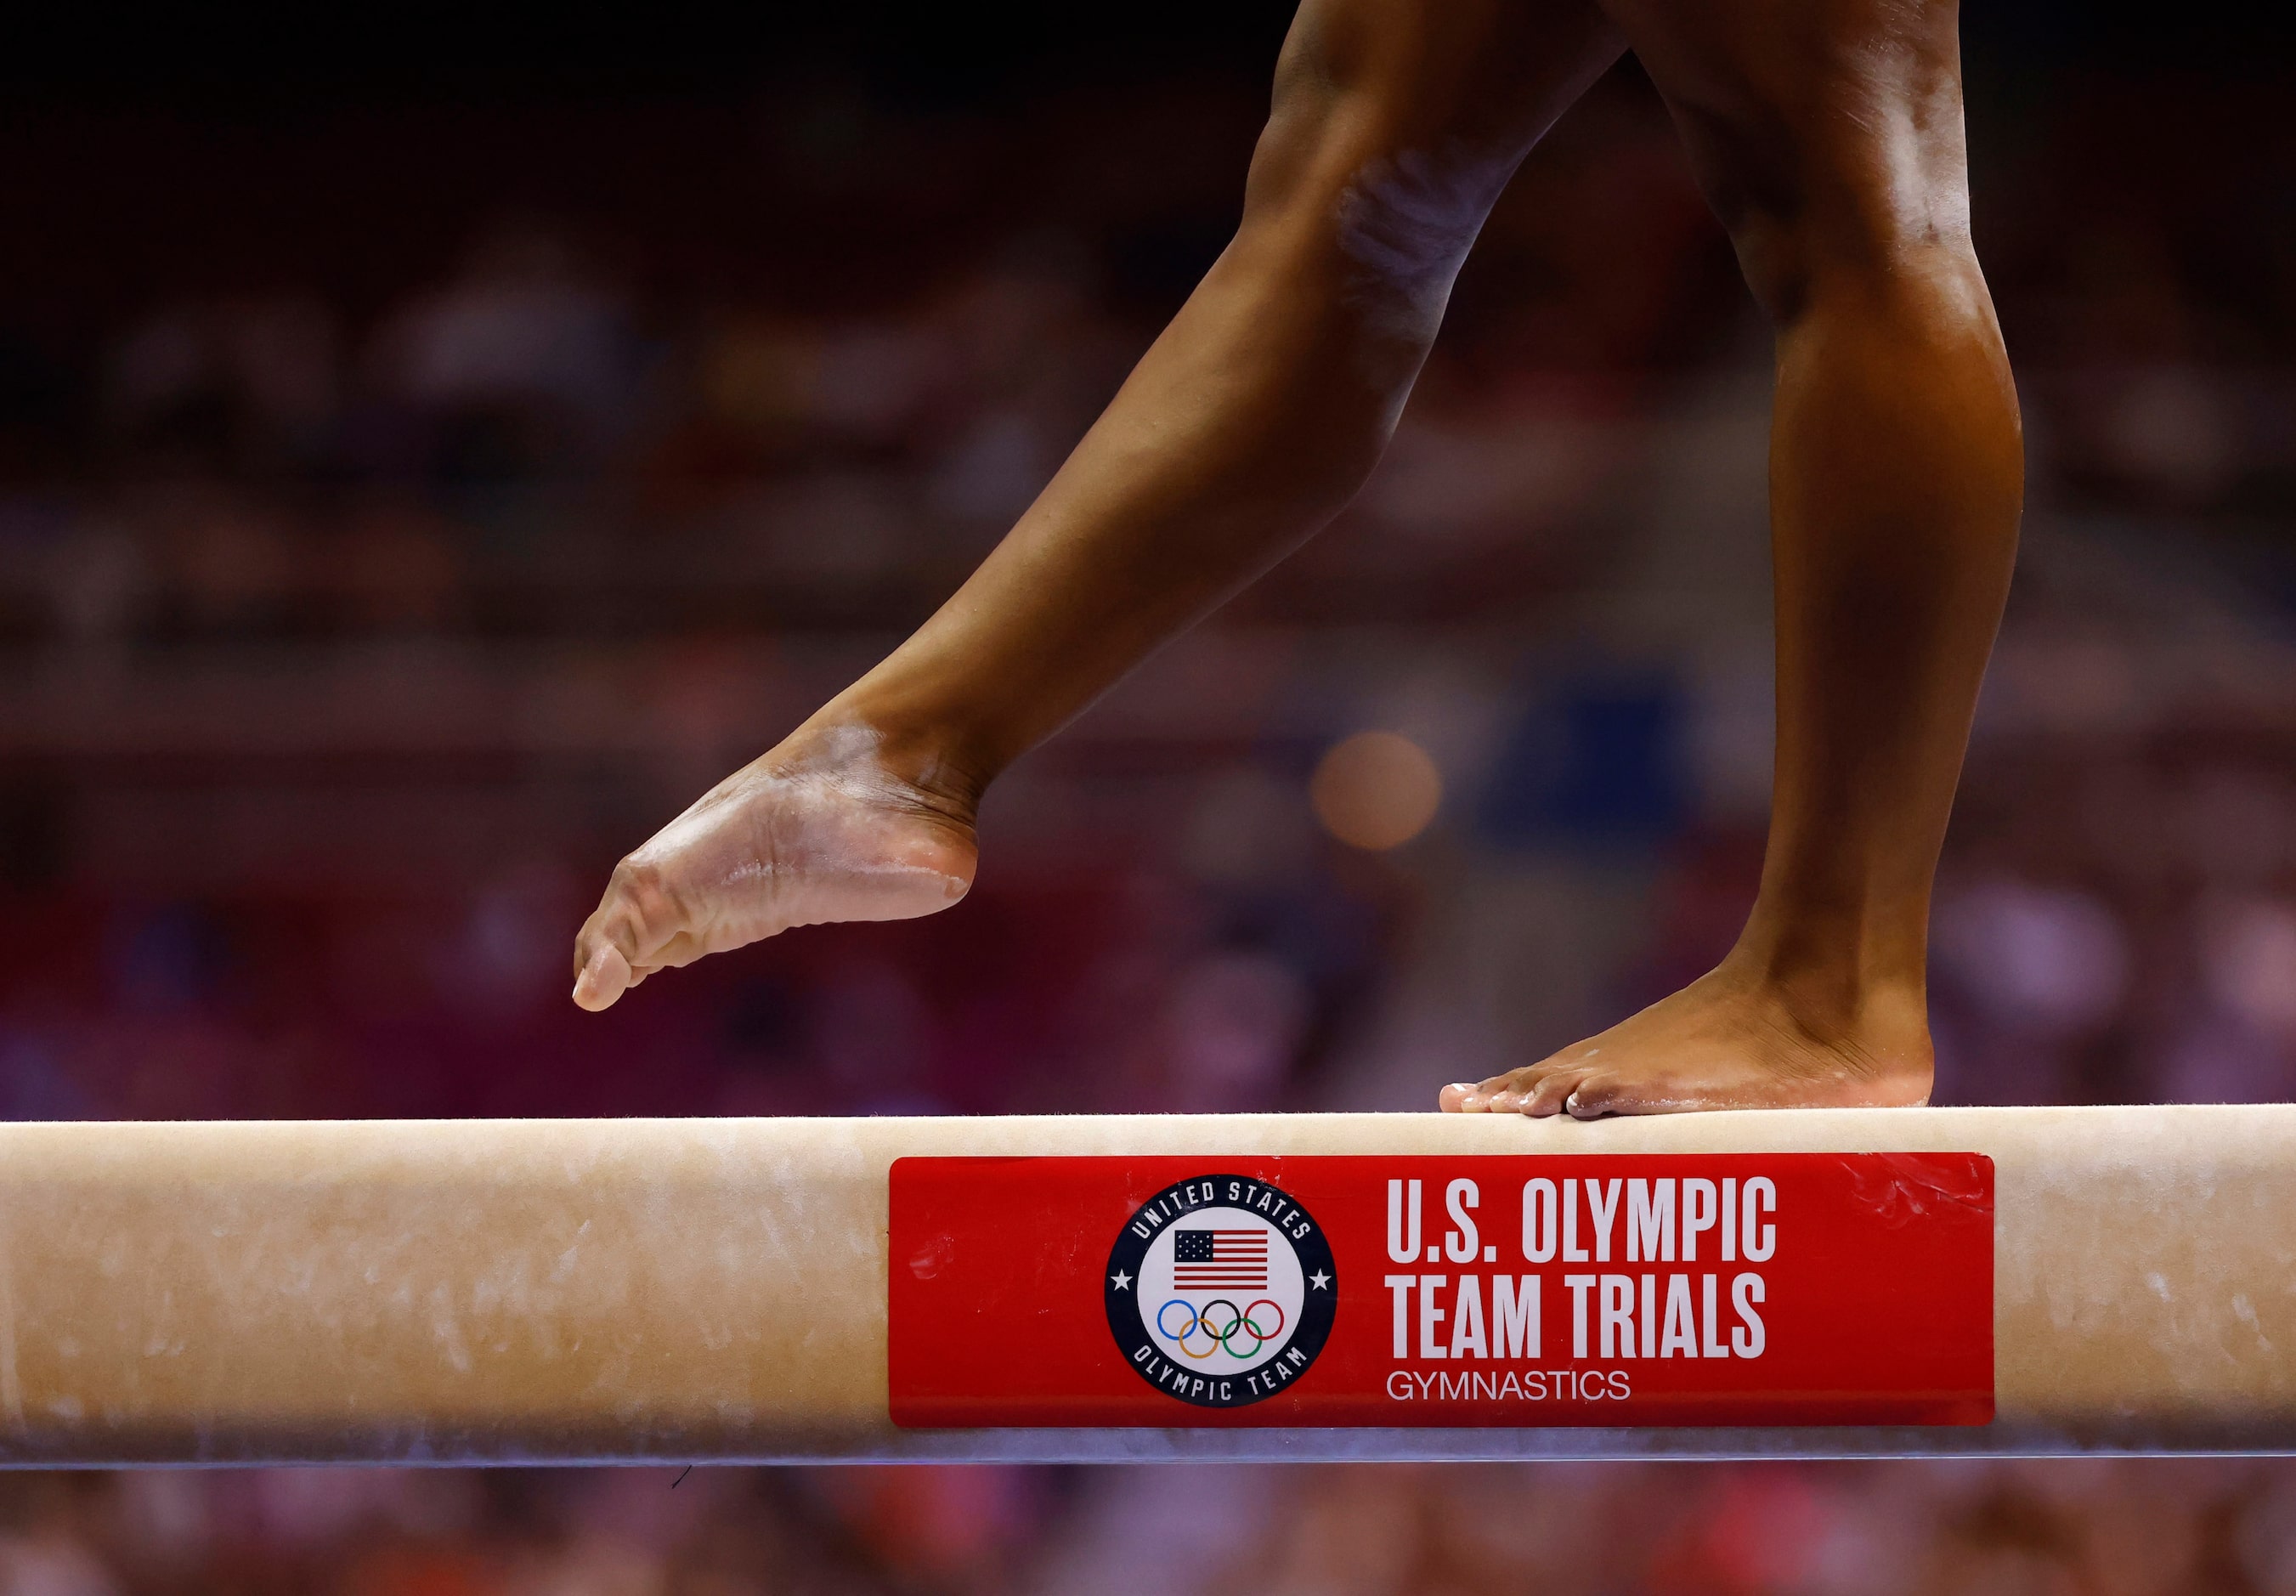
[572,857,686,1011]
[1524,1072,1581,1118]
[1565,1079,1617,1119]
[572,942,633,1011]
[1442,1071,1518,1113]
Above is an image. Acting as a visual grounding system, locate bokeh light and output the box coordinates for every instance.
[1309,732,1443,851]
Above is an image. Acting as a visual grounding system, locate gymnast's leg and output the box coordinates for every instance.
[1443,0,2022,1115]
[569,0,1625,1010]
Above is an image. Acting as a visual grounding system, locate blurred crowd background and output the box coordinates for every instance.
[5,1457,2296,1595]
[0,1,2293,1590]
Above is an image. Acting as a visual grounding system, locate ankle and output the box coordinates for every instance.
[774,713,987,830]
[1713,937,1929,1046]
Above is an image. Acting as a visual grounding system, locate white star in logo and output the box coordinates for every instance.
[1111,1270,1133,1291]
[1309,1271,1332,1290]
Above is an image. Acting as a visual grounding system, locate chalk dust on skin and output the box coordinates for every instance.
[1334,144,1520,354]
[571,725,976,1012]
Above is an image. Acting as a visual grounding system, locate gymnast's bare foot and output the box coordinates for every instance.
[1438,961,1934,1118]
[570,723,977,1011]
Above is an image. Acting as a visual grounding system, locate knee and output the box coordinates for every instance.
[1744,191,1982,333]
[1240,96,1501,343]
[1682,103,1982,328]
[1229,0,1630,365]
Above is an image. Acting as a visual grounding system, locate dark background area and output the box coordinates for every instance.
[1,1,2294,1590]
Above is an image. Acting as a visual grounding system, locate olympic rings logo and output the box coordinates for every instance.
[1155,1298,1287,1360]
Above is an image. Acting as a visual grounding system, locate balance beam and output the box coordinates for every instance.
[0,1105,2288,1465]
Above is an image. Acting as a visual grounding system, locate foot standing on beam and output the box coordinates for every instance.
[568,0,2023,1121]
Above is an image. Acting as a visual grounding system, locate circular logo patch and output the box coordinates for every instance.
[1105,1174,1337,1408]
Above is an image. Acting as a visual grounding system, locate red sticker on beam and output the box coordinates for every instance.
[889,1153,1993,1428]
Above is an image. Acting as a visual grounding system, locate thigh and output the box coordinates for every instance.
[1252,0,1627,207]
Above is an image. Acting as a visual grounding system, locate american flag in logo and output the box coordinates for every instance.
[1173,1229,1269,1289]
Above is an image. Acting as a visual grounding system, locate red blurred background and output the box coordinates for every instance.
[0,1,2293,1589]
